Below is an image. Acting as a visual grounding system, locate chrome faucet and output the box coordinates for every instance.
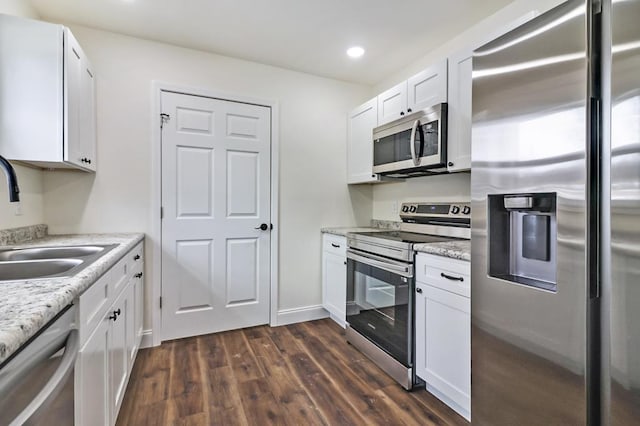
[0,155,20,202]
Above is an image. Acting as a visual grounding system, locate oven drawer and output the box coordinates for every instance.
[322,234,346,256]
[416,253,470,297]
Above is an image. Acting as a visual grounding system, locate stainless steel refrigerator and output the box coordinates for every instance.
[471,0,640,424]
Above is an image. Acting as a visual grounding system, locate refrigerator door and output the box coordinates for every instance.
[610,0,640,423]
[471,1,588,424]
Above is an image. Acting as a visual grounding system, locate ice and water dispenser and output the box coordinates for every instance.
[488,193,557,292]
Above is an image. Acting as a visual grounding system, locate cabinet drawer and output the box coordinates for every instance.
[322,234,347,256]
[126,241,144,278]
[79,270,111,345]
[110,254,129,297]
[416,253,470,297]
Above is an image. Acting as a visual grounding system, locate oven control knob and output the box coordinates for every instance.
[409,206,417,213]
[402,205,409,213]
[462,206,471,215]
[451,205,461,214]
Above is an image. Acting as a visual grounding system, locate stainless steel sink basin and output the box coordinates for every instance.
[0,259,83,281]
[0,245,107,261]
[0,244,118,282]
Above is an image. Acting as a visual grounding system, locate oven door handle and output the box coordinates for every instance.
[347,250,413,278]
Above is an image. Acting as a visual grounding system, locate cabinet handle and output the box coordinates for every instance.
[407,108,412,113]
[416,287,423,293]
[109,308,121,321]
[448,161,454,167]
[133,254,141,261]
[441,272,464,282]
[87,159,92,164]
[344,261,347,265]
[400,111,405,116]
[331,243,340,248]
[135,272,143,278]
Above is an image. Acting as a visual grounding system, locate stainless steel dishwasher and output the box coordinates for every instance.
[0,304,78,425]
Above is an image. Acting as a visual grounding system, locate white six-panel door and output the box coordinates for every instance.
[160,91,271,341]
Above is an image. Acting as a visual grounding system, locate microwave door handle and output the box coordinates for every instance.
[410,119,421,166]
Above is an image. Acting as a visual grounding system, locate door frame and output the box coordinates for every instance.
[149,81,280,346]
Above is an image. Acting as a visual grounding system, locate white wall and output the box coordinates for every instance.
[40,25,372,330]
[370,0,566,220]
[0,1,45,230]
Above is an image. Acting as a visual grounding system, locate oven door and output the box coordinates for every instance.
[346,249,414,366]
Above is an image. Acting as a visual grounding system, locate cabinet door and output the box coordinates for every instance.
[109,287,130,421]
[322,250,347,327]
[76,317,110,426]
[64,28,96,171]
[135,269,144,349]
[447,50,472,172]
[407,59,448,112]
[415,282,470,420]
[64,29,83,169]
[347,98,379,184]
[79,55,97,171]
[126,277,137,367]
[377,81,407,125]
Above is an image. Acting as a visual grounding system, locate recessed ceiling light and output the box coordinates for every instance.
[347,46,365,58]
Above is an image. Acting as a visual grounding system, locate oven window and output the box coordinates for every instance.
[346,258,411,366]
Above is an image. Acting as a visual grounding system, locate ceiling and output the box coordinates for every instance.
[30,0,514,85]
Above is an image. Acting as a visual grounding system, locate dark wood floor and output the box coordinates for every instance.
[116,319,468,425]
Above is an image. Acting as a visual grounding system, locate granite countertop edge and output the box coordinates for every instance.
[0,233,145,365]
[320,227,383,237]
[414,240,471,261]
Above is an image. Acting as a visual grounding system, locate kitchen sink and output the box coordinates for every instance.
[0,244,117,282]
[0,259,83,281]
[0,245,110,261]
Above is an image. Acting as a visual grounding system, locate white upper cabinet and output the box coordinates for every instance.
[0,14,96,172]
[347,98,380,184]
[446,49,472,172]
[377,81,408,125]
[407,59,448,112]
[377,59,448,126]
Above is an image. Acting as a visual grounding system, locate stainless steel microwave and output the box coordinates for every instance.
[372,103,447,177]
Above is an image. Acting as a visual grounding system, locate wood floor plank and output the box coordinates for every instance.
[287,351,367,426]
[170,338,204,419]
[118,320,469,426]
[248,336,328,425]
[289,323,406,425]
[221,329,265,383]
[235,377,288,425]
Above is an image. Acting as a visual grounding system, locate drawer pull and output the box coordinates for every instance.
[134,254,140,261]
[135,272,143,279]
[416,287,423,294]
[440,272,464,282]
[331,243,340,248]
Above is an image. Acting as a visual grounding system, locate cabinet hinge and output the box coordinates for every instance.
[160,296,163,309]
[160,207,164,219]
[160,113,170,129]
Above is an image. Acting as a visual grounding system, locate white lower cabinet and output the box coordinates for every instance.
[322,234,347,327]
[76,241,144,425]
[415,253,470,421]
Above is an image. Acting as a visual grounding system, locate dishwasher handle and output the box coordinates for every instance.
[9,329,79,426]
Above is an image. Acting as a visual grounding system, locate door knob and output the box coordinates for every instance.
[255,223,269,231]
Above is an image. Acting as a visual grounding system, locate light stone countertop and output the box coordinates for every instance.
[414,240,471,261]
[0,233,144,365]
[320,227,383,237]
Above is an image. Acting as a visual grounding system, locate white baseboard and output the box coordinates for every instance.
[140,329,155,348]
[274,304,329,326]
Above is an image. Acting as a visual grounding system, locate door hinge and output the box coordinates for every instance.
[160,113,170,129]
[160,206,164,219]
[160,296,163,309]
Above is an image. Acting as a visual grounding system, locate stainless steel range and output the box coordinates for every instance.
[346,202,470,390]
